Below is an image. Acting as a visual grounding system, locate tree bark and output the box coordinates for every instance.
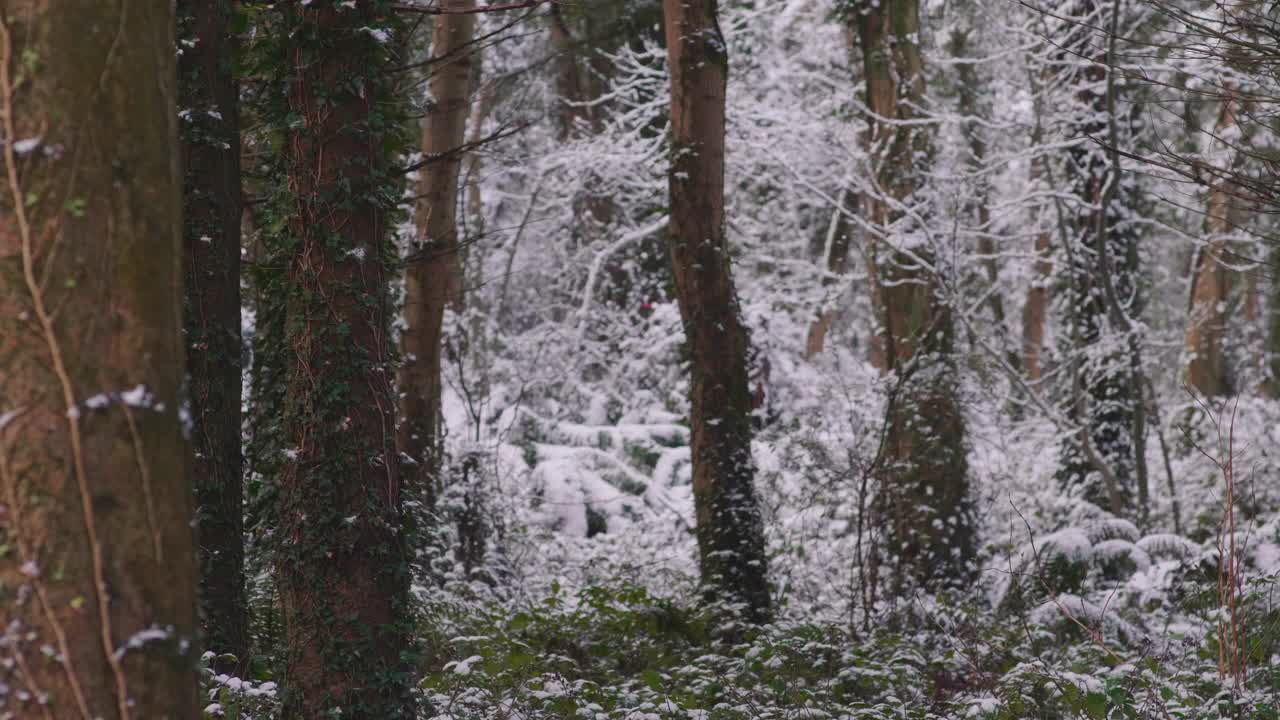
[853,0,976,591]
[1022,229,1052,382]
[663,0,771,623]
[1268,240,1280,396]
[1184,92,1238,398]
[550,0,622,278]
[549,4,593,141]
[274,3,413,717]
[949,27,1019,373]
[179,0,249,672]
[1022,64,1055,385]
[804,187,854,358]
[549,1,620,142]
[0,2,199,718]
[1055,0,1142,516]
[805,23,857,360]
[401,0,476,514]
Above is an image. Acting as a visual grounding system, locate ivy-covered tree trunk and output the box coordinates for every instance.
[1054,1,1144,516]
[272,2,414,716]
[853,0,976,591]
[0,2,199,718]
[663,0,771,623]
[401,0,476,514]
[179,0,248,672]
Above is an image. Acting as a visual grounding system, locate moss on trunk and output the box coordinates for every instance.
[265,2,416,716]
[0,2,199,717]
[664,0,772,623]
[179,0,249,673]
[852,0,976,592]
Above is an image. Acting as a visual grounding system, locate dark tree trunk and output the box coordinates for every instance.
[550,4,594,141]
[550,0,623,288]
[179,0,249,673]
[0,2,199,717]
[273,2,414,717]
[663,0,771,623]
[1054,1,1143,516]
[549,0,621,142]
[853,0,976,592]
[1269,240,1280,396]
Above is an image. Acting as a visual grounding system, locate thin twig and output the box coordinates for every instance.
[393,0,553,15]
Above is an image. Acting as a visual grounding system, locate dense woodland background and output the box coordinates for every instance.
[3,0,1280,717]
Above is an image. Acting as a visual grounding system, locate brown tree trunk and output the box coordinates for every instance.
[1184,93,1239,397]
[0,3,199,718]
[805,188,854,358]
[549,1,619,140]
[401,0,476,513]
[664,0,771,623]
[463,69,496,259]
[853,0,975,591]
[1021,63,1055,385]
[550,4,592,140]
[550,1,620,243]
[179,0,248,673]
[1021,229,1052,382]
[275,3,413,717]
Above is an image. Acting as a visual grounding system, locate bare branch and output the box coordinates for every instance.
[393,0,553,15]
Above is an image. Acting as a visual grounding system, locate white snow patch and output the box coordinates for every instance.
[361,26,391,44]
[446,655,484,675]
[113,625,173,660]
[12,137,40,155]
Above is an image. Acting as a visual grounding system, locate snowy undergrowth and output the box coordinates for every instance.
[405,302,1280,717]
[211,0,1280,715]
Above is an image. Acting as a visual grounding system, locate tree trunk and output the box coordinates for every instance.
[550,0,621,270]
[0,3,199,718]
[400,0,476,514]
[550,4,592,140]
[1184,93,1238,397]
[1268,240,1280,396]
[1055,0,1142,516]
[1022,229,1052,382]
[463,68,496,260]
[804,188,854,358]
[179,0,248,672]
[807,26,858,363]
[663,0,771,623]
[949,27,1018,372]
[853,0,976,591]
[549,1,619,141]
[1022,64,1055,385]
[273,3,413,717]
